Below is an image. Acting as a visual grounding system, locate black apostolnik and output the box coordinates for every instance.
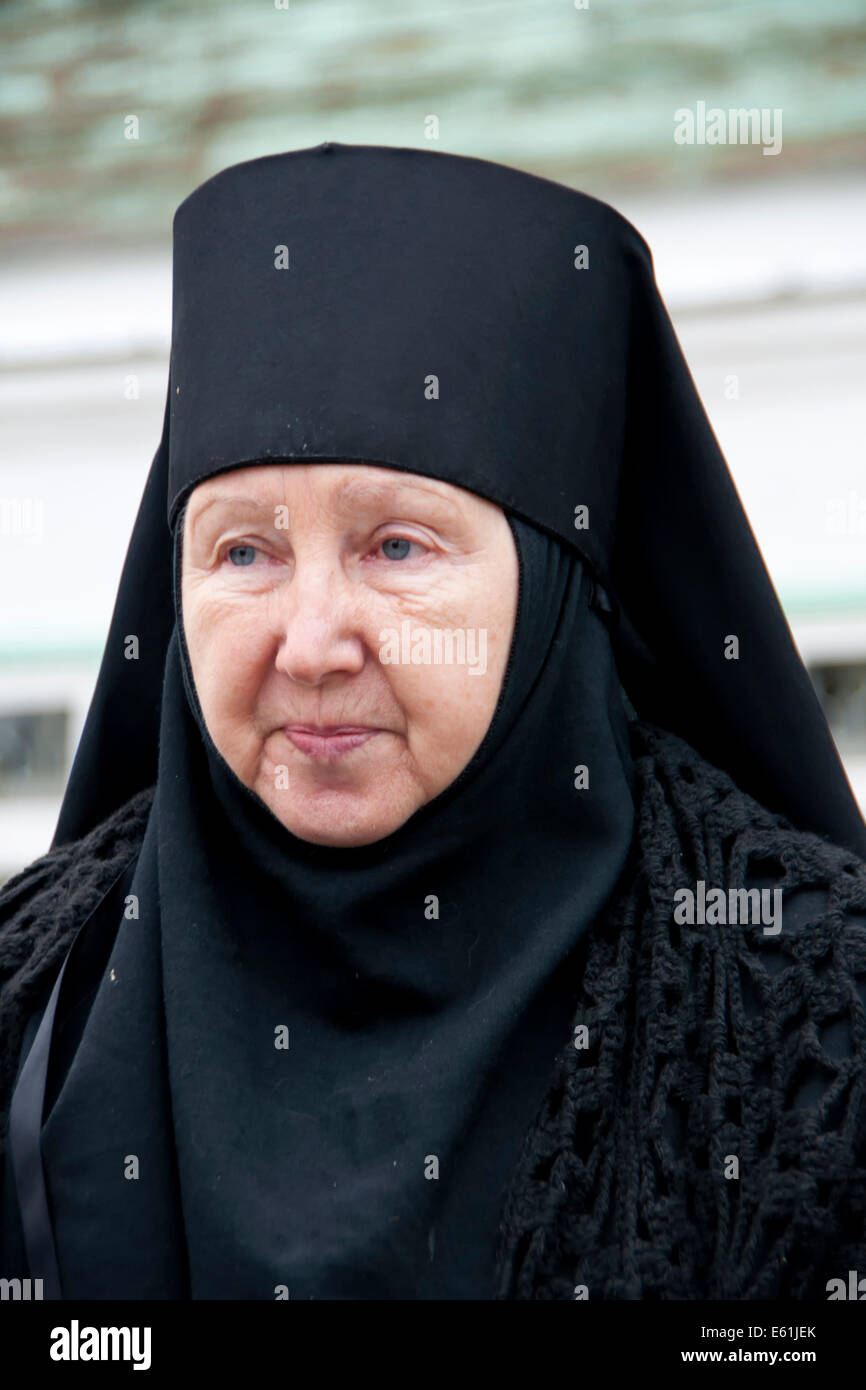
[1,143,866,1301]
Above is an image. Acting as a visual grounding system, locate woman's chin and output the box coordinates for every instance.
[258,781,415,848]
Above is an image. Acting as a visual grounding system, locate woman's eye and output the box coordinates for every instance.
[226,544,259,566]
[220,537,427,568]
[378,536,426,562]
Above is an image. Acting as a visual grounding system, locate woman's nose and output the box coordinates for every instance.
[271,554,366,686]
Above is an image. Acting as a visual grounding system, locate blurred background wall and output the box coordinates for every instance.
[1,0,865,880]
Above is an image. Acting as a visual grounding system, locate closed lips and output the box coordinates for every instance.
[283,725,383,758]
[285,725,378,734]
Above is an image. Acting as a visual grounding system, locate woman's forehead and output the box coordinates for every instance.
[186,463,490,518]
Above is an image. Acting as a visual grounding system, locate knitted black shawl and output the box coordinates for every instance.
[2,717,866,1300]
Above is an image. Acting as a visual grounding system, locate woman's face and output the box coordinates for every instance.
[181,463,518,847]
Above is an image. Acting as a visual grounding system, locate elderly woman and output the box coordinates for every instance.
[1,143,866,1303]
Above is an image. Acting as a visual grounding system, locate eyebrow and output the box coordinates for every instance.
[191,495,272,522]
[189,476,462,531]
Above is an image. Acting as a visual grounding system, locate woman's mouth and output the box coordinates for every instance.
[283,725,381,760]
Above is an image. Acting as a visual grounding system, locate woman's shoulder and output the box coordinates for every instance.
[0,784,155,995]
[0,783,155,1162]
[496,719,866,1298]
[627,715,866,889]
[624,715,866,999]
[630,719,866,1289]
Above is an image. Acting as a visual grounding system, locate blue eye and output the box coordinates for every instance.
[381,537,414,561]
[227,544,257,566]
